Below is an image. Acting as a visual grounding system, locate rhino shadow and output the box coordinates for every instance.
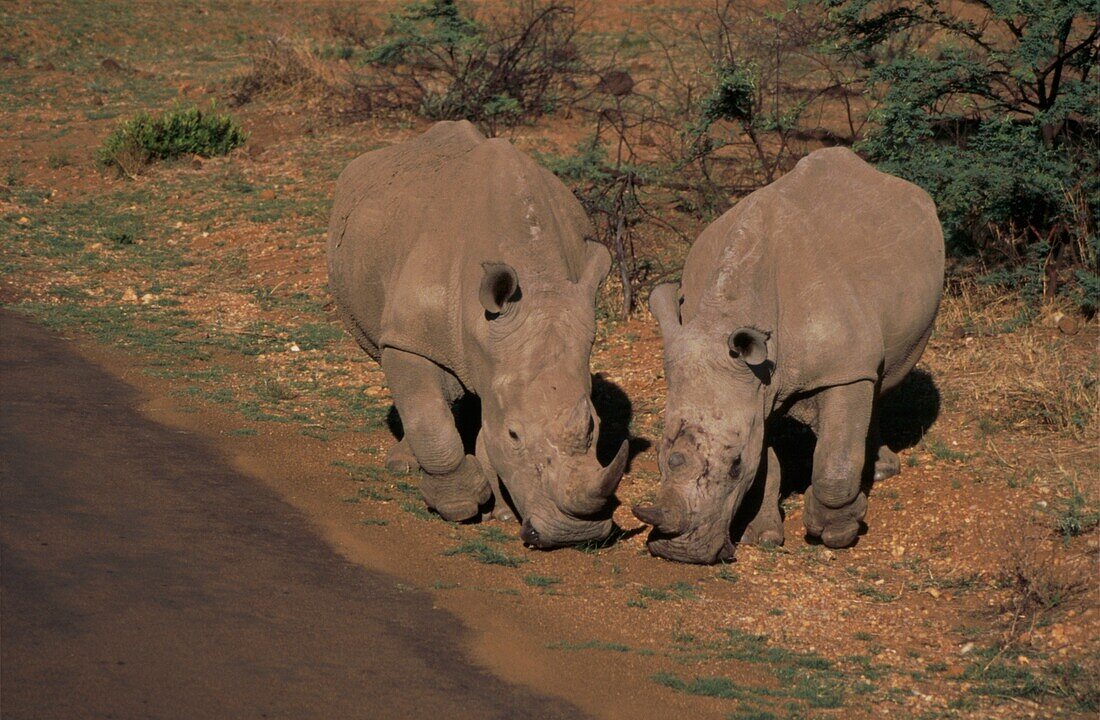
[730,368,941,543]
[383,373,651,472]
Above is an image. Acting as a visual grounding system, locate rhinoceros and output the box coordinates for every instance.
[635,147,944,563]
[327,120,628,547]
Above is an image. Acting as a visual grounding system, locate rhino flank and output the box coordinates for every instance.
[637,147,945,564]
[327,120,627,547]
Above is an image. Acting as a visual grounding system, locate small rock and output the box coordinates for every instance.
[289,343,301,353]
[959,642,975,655]
[86,242,103,252]
[927,587,941,599]
[140,293,155,305]
[259,188,277,201]
[17,216,30,225]
[1017,655,1030,665]
[1057,315,1079,335]
[100,57,125,73]
[121,288,138,303]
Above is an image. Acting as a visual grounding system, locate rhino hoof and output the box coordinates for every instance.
[385,440,419,474]
[491,506,516,523]
[873,447,900,482]
[821,524,859,548]
[433,500,481,523]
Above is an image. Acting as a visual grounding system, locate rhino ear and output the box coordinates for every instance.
[728,327,770,366]
[649,283,682,340]
[578,241,612,294]
[480,262,519,316]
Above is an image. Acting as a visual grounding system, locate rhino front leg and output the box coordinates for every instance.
[803,380,873,548]
[475,432,515,523]
[740,446,783,546]
[384,437,419,474]
[381,348,491,521]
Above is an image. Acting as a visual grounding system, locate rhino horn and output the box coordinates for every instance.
[631,493,688,535]
[559,439,628,516]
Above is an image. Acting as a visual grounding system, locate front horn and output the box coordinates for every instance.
[558,440,628,516]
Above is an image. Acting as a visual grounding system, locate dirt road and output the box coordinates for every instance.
[0,311,584,720]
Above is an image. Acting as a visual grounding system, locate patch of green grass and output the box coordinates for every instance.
[443,539,525,567]
[925,438,968,462]
[300,427,332,441]
[548,639,630,652]
[359,518,388,526]
[652,672,750,700]
[523,573,562,588]
[293,321,344,351]
[478,526,511,544]
[716,565,738,583]
[1048,475,1100,543]
[638,581,696,602]
[399,500,436,520]
[331,459,386,482]
[229,427,257,436]
[855,584,897,603]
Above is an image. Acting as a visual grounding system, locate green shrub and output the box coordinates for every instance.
[99,104,247,173]
[364,0,581,132]
[828,0,1098,307]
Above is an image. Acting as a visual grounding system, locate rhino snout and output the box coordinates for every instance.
[521,515,613,549]
[647,528,735,565]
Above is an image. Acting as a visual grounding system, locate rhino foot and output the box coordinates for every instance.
[491,505,516,523]
[803,487,866,549]
[385,439,419,475]
[420,455,492,522]
[740,519,784,547]
[873,446,900,482]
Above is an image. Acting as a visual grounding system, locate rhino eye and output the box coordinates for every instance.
[729,457,742,478]
[508,429,520,441]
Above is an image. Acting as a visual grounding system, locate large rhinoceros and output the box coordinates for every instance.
[635,147,944,563]
[328,120,628,547]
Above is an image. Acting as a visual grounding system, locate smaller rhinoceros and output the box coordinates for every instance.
[635,147,944,564]
[327,120,628,547]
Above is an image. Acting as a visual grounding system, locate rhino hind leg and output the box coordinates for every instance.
[803,380,873,548]
[385,438,420,475]
[867,399,900,482]
[740,446,784,546]
[381,348,491,522]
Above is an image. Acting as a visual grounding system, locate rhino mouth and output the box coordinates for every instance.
[644,524,735,565]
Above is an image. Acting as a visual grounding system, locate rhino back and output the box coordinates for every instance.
[682,147,944,395]
[327,121,592,388]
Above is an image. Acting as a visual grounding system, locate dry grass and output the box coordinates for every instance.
[935,284,1098,440]
[995,523,1090,641]
[229,36,358,111]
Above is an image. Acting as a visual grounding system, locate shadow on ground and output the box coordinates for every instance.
[732,369,941,544]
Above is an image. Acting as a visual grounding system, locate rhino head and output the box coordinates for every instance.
[633,283,772,564]
[473,243,628,548]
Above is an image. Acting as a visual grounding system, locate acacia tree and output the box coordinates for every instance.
[826,0,1098,304]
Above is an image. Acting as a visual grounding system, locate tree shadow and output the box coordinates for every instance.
[591,373,652,471]
[730,369,941,543]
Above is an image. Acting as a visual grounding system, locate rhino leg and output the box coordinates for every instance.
[740,446,784,546]
[475,432,515,523]
[381,348,491,522]
[803,380,873,548]
[868,404,900,482]
[384,438,419,474]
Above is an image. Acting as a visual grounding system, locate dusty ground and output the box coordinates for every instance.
[2,1,1097,718]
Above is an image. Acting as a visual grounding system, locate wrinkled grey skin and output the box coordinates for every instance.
[328,121,627,547]
[637,148,944,564]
